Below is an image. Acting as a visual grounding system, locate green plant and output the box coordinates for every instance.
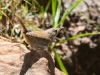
[53,0,84,28]
[52,0,61,28]
[25,24,40,31]
[34,0,51,18]
[59,32,100,43]
[51,0,84,74]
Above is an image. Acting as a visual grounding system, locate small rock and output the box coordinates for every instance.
[81,37,91,44]
[73,38,81,46]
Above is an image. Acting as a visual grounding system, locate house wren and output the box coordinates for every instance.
[16,15,61,50]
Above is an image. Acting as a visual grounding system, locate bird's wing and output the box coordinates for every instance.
[26,31,51,40]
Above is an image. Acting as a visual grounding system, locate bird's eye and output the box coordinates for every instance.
[54,30,57,33]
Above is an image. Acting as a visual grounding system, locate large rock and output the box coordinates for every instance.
[0,36,65,75]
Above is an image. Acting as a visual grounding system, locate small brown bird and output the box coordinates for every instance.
[16,15,61,50]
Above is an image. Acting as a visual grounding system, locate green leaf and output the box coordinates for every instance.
[0,12,2,20]
[67,32,100,41]
[45,0,51,12]
[59,32,100,44]
[53,0,61,28]
[25,24,40,31]
[52,0,57,18]
[50,43,69,75]
[58,0,84,28]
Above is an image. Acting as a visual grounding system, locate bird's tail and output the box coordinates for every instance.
[15,14,28,33]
